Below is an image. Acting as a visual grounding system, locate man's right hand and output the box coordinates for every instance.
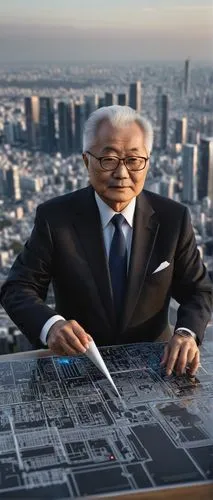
[47,319,93,356]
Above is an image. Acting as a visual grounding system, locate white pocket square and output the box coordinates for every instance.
[152,261,170,274]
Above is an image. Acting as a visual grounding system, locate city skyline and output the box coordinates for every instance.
[0,1,212,62]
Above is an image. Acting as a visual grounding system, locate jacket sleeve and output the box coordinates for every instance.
[172,207,213,344]
[0,205,58,345]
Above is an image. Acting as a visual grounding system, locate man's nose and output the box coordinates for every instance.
[113,159,129,176]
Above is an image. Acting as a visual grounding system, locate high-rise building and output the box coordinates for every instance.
[98,97,105,108]
[6,165,21,201]
[175,117,187,144]
[182,144,198,203]
[13,121,24,144]
[160,94,169,150]
[105,93,116,106]
[160,178,175,199]
[156,86,162,125]
[184,58,190,96]
[4,121,14,145]
[39,97,56,154]
[84,95,98,120]
[187,129,200,145]
[207,120,213,137]
[24,96,40,150]
[118,93,128,106]
[58,101,74,157]
[129,81,142,113]
[198,137,213,204]
[0,168,7,196]
[74,102,85,153]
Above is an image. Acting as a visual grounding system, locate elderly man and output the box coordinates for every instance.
[0,105,212,376]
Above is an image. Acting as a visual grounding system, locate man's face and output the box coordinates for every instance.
[83,120,150,211]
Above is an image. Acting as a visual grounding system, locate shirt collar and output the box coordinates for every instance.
[95,192,136,229]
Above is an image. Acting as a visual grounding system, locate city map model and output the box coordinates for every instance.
[0,342,212,498]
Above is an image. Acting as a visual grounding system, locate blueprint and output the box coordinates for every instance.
[0,342,212,499]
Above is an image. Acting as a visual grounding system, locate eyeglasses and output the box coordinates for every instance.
[86,151,150,171]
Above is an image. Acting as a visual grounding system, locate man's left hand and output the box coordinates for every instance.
[160,334,200,376]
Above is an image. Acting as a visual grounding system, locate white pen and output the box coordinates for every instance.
[85,340,121,398]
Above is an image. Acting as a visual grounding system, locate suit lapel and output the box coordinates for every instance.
[121,192,160,332]
[72,187,115,328]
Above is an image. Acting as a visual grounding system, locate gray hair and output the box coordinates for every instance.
[82,105,153,154]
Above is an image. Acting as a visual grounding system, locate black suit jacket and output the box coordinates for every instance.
[0,186,212,347]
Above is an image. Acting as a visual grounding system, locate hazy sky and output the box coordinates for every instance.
[0,0,212,62]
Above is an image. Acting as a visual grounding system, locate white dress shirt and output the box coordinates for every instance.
[40,192,196,345]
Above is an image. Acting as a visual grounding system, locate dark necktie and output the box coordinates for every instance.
[109,214,127,320]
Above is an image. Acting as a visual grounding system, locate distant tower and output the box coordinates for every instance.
[118,93,128,106]
[182,144,198,203]
[207,119,213,137]
[156,86,162,125]
[160,178,175,199]
[25,96,40,150]
[198,137,213,203]
[39,97,56,154]
[84,95,98,120]
[184,58,190,96]
[105,93,116,106]
[13,121,24,144]
[0,167,7,196]
[4,121,14,145]
[129,81,142,113]
[58,101,74,158]
[175,117,188,145]
[187,128,200,145]
[98,97,105,108]
[6,166,21,201]
[74,102,85,153]
[160,94,169,150]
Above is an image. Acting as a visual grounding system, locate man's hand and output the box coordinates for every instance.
[160,334,200,376]
[47,319,93,356]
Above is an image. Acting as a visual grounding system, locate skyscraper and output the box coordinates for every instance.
[58,101,74,157]
[160,177,175,199]
[129,81,142,113]
[182,144,198,203]
[39,97,56,154]
[175,117,188,145]
[24,96,40,150]
[6,166,21,201]
[0,167,6,196]
[105,93,116,107]
[160,94,169,150]
[84,95,98,120]
[74,102,85,153]
[4,121,14,145]
[184,58,190,96]
[198,137,213,204]
[118,94,128,106]
[156,86,162,125]
[98,97,105,108]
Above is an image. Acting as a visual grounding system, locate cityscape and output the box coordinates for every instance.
[0,57,213,353]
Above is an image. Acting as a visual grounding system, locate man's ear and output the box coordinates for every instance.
[82,153,89,169]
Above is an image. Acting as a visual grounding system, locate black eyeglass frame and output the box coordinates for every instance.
[85,150,150,171]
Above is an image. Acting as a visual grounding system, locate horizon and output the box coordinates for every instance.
[0,1,213,63]
[0,59,212,67]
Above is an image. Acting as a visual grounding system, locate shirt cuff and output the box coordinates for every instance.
[175,327,197,340]
[40,315,65,345]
